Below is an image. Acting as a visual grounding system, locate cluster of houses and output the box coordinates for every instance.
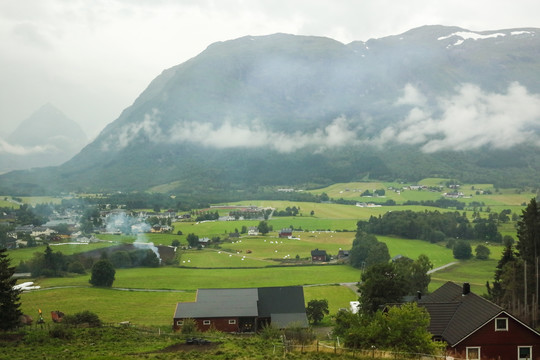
[173,282,540,359]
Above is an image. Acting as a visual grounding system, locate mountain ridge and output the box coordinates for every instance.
[2,25,540,194]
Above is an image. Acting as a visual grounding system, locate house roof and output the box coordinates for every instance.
[418,282,503,346]
[311,249,327,256]
[174,286,308,327]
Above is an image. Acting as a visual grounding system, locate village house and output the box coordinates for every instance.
[418,282,540,360]
[337,250,349,259]
[173,286,308,333]
[247,226,259,236]
[278,228,292,238]
[311,248,327,262]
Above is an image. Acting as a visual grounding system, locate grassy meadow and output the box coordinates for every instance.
[6,179,534,327]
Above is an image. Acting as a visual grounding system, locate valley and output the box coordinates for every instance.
[4,179,535,328]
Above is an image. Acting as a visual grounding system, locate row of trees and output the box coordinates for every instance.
[357,210,503,243]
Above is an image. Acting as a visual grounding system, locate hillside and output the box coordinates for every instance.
[1,26,540,194]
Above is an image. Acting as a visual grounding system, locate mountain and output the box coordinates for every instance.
[0,104,88,173]
[2,26,540,195]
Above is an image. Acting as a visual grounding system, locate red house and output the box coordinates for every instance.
[311,248,327,262]
[419,282,540,360]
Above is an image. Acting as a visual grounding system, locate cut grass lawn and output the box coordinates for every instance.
[33,264,362,290]
[20,284,357,327]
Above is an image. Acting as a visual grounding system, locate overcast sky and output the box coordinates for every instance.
[1,0,539,140]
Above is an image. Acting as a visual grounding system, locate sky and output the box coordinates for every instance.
[1,0,539,140]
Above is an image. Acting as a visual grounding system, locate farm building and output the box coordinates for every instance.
[418,282,540,360]
[311,248,327,262]
[173,286,308,333]
[278,228,292,238]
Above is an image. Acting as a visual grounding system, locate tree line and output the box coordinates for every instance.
[357,210,503,243]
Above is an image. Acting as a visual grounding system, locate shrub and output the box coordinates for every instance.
[259,323,281,340]
[181,318,197,334]
[67,261,86,274]
[62,310,102,327]
[49,325,73,339]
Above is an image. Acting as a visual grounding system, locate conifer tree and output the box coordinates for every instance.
[0,247,23,330]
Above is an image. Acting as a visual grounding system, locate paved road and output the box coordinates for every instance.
[427,262,457,274]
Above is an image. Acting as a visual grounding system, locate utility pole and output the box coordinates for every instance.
[525,260,528,322]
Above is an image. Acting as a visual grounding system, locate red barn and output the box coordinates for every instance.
[419,282,540,360]
[278,228,292,238]
[173,286,308,333]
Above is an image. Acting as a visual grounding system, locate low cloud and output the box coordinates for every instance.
[105,112,361,153]
[0,138,56,155]
[374,82,540,152]
[102,82,540,154]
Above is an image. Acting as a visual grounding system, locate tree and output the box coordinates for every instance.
[171,239,180,247]
[186,233,199,248]
[453,240,472,259]
[383,303,437,354]
[349,231,389,269]
[358,262,408,314]
[409,254,433,294]
[257,221,269,235]
[305,299,329,324]
[0,248,23,330]
[475,244,491,260]
[141,249,160,267]
[516,198,540,265]
[336,303,437,354]
[89,260,116,287]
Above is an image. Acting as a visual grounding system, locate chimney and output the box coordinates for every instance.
[417,291,422,300]
[462,282,471,296]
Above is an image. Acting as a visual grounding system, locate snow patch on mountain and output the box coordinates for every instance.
[438,31,506,46]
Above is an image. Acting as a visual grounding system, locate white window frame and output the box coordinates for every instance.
[176,320,183,326]
[203,320,211,325]
[466,347,481,360]
[495,317,508,331]
[228,319,237,325]
[518,346,532,360]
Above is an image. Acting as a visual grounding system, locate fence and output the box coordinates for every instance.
[279,340,449,360]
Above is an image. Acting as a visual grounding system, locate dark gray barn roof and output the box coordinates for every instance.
[174,286,308,327]
[174,288,258,318]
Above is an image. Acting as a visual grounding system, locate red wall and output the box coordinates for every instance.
[450,315,540,360]
[173,317,239,332]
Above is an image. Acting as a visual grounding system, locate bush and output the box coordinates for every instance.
[49,325,73,339]
[259,323,281,340]
[453,240,472,260]
[181,318,197,334]
[67,261,86,274]
[62,310,102,327]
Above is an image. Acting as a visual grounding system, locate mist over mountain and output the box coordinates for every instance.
[0,104,88,173]
[2,25,540,194]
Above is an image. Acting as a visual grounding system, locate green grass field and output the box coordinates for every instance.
[7,178,532,328]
